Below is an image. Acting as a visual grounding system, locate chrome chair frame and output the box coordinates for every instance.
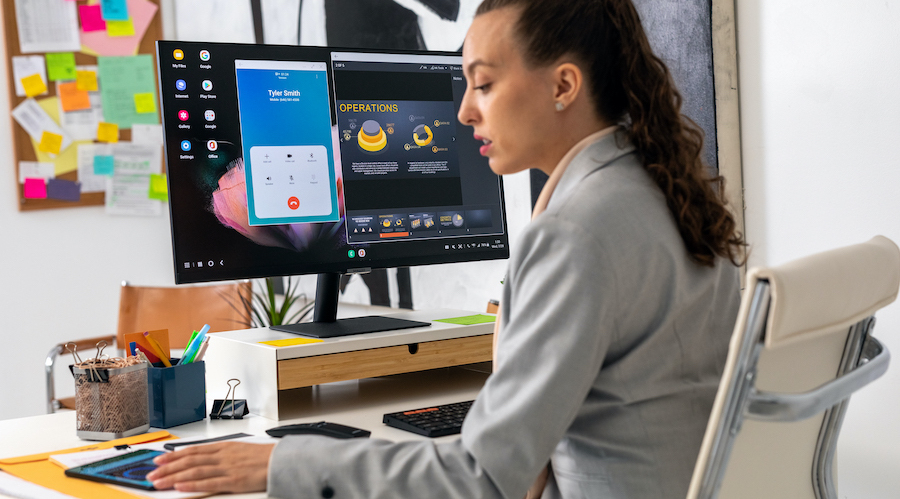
[695,280,891,499]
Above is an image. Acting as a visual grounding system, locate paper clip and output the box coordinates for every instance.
[210,379,248,419]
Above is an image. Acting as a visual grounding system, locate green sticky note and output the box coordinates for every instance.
[97,55,160,127]
[149,173,168,201]
[45,53,77,81]
[434,314,497,326]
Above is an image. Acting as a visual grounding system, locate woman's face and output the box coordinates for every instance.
[458,8,560,176]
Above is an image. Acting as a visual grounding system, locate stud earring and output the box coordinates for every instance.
[555,102,565,112]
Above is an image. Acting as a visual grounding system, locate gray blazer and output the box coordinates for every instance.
[268,132,741,499]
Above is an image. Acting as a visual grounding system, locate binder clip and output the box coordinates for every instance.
[210,378,249,419]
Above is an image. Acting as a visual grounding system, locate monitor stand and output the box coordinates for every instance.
[269,273,430,339]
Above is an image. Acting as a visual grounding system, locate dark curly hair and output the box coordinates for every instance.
[476,0,745,266]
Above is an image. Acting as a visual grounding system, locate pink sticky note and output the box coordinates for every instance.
[79,4,107,32]
[23,178,48,199]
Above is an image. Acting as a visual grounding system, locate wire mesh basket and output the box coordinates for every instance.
[73,362,149,440]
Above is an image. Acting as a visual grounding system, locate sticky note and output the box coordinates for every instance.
[106,18,135,37]
[79,4,107,32]
[58,82,91,112]
[45,53,77,81]
[148,173,168,201]
[20,74,47,98]
[46,178,81,201]
[259,338,324,347]
[23,178,47,199]
[434,314,497,326]
[38,131,64,155]
[133,92,156,114]
[76,70,98,91]
[94,155,114,175]
[100,0,129,20]
[96,122,118,143]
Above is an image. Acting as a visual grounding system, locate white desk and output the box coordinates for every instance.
[0,366,489,499]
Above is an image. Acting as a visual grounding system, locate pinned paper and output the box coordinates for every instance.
[46,178,81,202]
[96,122,119,143]
[131,124,163,145]
[20,74,47,98]
[133,92,156,114]
[23,178,47,199]
[58,82,91,112]
[12,98,74,156]
[78,4,107,32]
[98,55,159,127]
[106,18,135,37]
[18,162,55,184]
[45,53,77,81]
[39,131,63,155]
[76,70,98,92]
[148,173,167,201]
[101,0,130,21]
[94,155,114,175]
[14,0,81,53]
[82,0,157,58]
[106,174,163,216]
[77,144,109,192]
[12,56,48,97]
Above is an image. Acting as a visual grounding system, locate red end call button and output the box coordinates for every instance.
[287,197,300,210]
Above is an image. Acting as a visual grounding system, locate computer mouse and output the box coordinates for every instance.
[266,421,371,439]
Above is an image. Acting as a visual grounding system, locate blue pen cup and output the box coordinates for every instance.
[147,360,206,428]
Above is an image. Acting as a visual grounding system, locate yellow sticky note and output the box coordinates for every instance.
[97,122,119,143]
[149,173,168,201]
[106,18,136,37]
[38,131,63,155]
[134,92,156,114]
[20,74,47,98]
[76,70,98,92]
[259,338,324,347]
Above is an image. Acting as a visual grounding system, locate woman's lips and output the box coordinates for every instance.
[474,134,492,156]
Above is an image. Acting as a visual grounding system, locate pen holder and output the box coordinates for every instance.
[147,360,206,428]
[73,362,149,440]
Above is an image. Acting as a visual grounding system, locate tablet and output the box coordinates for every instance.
[64,449,164,490]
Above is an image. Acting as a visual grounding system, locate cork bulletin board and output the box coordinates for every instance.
[2,0,163,211]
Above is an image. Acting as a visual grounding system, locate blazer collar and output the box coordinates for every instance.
[545,127,637,212]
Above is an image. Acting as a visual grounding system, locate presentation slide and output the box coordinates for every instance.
[235,60,340,226]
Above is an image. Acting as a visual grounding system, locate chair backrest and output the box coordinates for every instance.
[688,236,900,499]
[117,281,252,349]
[45,334,116,413]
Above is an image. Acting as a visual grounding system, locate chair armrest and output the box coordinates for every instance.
[746,336,890,422]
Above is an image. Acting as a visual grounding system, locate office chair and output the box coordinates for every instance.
[45,334,117,413]
[687,236,899,499]
[117,280,253,350]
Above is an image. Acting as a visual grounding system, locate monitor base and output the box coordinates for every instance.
[270,316,430,339]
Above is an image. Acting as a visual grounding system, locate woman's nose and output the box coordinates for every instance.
[457,88,479,126]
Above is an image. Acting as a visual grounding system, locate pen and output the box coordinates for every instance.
[143,331,171,367]
[189,337,210,364]
[176,330,199,365]
[179,324,210,365]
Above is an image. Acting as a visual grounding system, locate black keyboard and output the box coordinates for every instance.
[383,400,474,437]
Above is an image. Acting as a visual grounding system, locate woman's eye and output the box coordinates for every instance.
[474,83,492,92]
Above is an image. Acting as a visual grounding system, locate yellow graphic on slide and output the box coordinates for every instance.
[358,120,387,152]
[413,124,433,146]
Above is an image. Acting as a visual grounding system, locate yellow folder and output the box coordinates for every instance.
[0,430,176,499]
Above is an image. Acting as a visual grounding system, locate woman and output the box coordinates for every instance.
[148,0,744,497]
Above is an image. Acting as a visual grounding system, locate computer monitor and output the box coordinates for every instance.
[156,41,509,338]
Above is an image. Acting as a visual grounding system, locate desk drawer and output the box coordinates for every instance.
[277,334,492,390]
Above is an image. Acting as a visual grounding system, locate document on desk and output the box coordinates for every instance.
[0,470,78,499]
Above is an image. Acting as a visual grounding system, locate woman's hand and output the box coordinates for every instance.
[147,442,276,493]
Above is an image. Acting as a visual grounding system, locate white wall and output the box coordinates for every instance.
[737,1,900,497]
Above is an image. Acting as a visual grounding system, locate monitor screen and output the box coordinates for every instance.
[156,41,509,287]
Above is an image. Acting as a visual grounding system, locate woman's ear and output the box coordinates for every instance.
[552,62,583,110]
